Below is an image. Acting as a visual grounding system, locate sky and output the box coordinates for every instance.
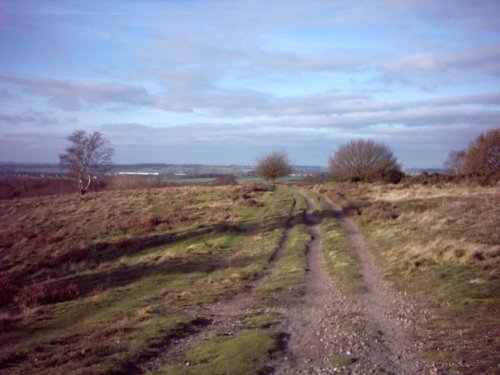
[1,0,499,168]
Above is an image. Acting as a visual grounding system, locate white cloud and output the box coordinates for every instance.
[0,76,151,110]
[383,46,500,85]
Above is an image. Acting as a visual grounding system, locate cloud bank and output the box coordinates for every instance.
[0,0,499,167]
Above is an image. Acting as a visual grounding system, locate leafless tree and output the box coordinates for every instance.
[59,130,114,194]
[329,139,401,182]
[444,150,466,176]
[462,128,500,185]
[255,151,292,183]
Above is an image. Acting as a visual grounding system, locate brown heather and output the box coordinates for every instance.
[0,185,260,308]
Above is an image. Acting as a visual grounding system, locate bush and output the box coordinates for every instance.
[329,139,402,183]
[255,151,292,182]
[462,129,500,185]
[366,166,404,184]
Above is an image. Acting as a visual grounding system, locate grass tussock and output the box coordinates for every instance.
[316,181,500,373]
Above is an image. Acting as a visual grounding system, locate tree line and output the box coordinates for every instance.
[59,128,499,194]
[254,129,499,185]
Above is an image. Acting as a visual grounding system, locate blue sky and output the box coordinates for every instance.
[1,0,499,167]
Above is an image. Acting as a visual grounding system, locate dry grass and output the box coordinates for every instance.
[0,183,295,374]
[1,186,239,282]
[316,181,500,373]
[0,175,181,200]
[0,177,108,199]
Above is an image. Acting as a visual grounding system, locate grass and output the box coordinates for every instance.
[145,187,307,374]
[254,194,309,305]
[0,183,296,374]
[154,329,278,375]
[235,311,283,329]
[8,180,496,373]
[321,220,365,294]
[316,181,500,373]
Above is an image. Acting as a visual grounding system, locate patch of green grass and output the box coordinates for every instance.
[192,190,221,203]
[235,311,283,329]
[154,329,278,375]
[330,354,357,367]
[321,217,366,294]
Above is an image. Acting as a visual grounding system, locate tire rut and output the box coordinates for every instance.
[271,190,337,374]
[271,190,427,374]
[322,195,427,374]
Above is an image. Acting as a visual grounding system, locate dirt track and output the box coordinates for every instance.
[272,191,427,374]
[138,189,427,374]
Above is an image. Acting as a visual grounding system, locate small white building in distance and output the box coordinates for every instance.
[117,172,160,176]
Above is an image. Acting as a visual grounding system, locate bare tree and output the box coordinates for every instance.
[59,130,114,194]
[255,151,292,183]
[329,139,402,182]
[462,128,500,185]
[444,149,466,176]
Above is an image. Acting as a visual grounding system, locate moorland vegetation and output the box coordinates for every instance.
[0,128,498,374]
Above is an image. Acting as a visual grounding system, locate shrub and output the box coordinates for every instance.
[329,139,402,183]
[255,151,292,182]
[462,129,500,185]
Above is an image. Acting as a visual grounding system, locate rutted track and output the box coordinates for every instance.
[322,194,426,374]
[135,187,427,374]
[271,190,339,374]
[272,190,426,374]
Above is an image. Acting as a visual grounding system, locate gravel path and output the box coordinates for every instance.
[271,190,427,374]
